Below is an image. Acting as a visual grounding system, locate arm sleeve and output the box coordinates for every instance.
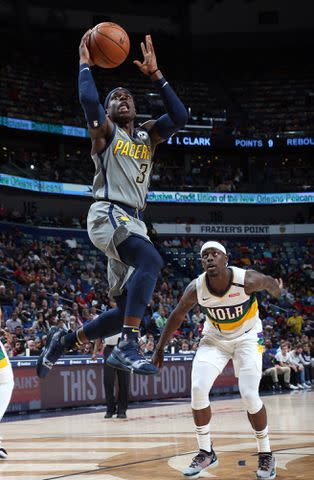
[78,63,106,128]
[152,76,188,139]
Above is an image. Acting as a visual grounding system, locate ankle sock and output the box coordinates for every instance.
[254,426,271,453]
[196,423,211,454]
[122,325,140,342]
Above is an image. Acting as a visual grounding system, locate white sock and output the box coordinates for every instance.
[196,423,211,453]
[254,426,271,453]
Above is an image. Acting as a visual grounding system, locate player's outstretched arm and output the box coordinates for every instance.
[245,270,283,298]
[152,280,197,368]
[134,35,188,145]
[78,30,113,153]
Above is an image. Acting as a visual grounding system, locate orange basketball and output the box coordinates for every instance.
[88,22,130,69]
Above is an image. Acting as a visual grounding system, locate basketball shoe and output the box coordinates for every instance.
[107,339,158,375]
[0,447,8,459]
[182,448,218,477]
[36,327,67,378]
[256,452,276,479]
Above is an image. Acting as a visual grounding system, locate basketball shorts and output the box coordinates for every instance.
[87,201,151,298]
[195,320,263,380]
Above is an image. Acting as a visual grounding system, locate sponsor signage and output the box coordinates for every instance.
[0,116,88,138]
[0,173,92,196]
[1,173,312,204]
[8,367,41,411]
[9,357,236,411]
[153,223,314,236]
[147,191,314,204]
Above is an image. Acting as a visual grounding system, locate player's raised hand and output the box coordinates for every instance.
[133,35,158,76]
[276,278,283,292]
[151,348,164,369]
[79,29,94,66]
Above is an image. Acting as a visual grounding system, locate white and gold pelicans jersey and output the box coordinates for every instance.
[196,266,260,340]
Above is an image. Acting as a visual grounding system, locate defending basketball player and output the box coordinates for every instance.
[0,326,14,459]
[36,31,188,378]
[152,241,282,479]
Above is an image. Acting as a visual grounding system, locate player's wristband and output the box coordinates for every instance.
[152,76,188,138]
[149,68,159,77]
[152,76,168,89]
[80,63,90,72]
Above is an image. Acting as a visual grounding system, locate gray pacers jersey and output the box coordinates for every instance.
[91,124,153,210]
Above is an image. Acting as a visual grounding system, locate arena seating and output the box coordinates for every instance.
[1,55,313,135]
[0,224,312,359]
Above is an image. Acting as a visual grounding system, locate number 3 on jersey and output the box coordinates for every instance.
[136,163,148,184]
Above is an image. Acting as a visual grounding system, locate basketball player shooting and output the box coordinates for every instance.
[37,31,188,378]
[152,241,283,479]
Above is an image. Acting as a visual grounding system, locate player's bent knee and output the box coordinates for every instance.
[240,389,263,414]
[146,248,164,274]
[191,384,210,410]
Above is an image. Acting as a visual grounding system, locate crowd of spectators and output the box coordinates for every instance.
[1,141,313,194]
[1,52,313,137]
[0,225,313,393]
[0,202,87,229]
[262,340,312,391]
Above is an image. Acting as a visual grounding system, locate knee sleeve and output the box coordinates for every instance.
[191,383,211,410]
[191,359,220,410]
[239,374,263,414]
[118,235,164,274]
[118,236,164,318]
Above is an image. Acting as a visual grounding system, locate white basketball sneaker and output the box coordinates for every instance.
[256,452,276,479]
[182,448,218,477]
[0,447,8,459]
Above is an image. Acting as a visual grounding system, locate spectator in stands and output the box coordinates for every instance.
[289,344,311,389]
[262,340,295,390]
[275,342,299,389]
[6,310,22,333]
[191,305,205,336]
[82,343,94,355]
[179,340,193,354]
[14,325,25,342]
[144,340,155,355]
[0,284,12,305]
[180,315,194,339]
[12,340,26,356]
[26,339,41,356]
[301,343,312,385]
[65,237,78,249]
[32,312,50,336]
[287,310,304,335]
[153,306,168,332]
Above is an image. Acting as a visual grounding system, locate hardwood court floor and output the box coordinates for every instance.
[0,391,313,480]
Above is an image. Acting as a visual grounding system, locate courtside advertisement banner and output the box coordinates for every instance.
[153,223,314,236]
[9,357,236,411]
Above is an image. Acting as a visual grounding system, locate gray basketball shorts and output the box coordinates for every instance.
[87,201,151,298]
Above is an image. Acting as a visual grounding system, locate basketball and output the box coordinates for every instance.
[88,22,130,69]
